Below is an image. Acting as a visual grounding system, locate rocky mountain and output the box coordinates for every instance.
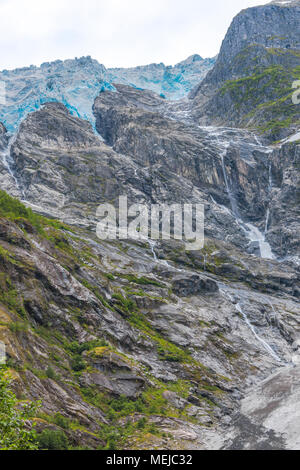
[0,54,215,134]
[190,0,300,142]
[107,55,216,100]
[0,0,299,451]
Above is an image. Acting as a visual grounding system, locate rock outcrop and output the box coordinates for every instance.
[190,0,300,141]
[0,0,299,451]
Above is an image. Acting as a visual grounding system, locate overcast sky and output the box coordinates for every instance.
[0,0,267,70]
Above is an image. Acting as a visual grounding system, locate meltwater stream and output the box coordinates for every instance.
[1,134,26,200]
[235,303,282,363]
[222,289,282,363]
[212,129,275,260]
[148,238,282,364]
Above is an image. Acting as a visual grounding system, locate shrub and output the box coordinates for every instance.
[71,355,86,372]
[137,417,147,429]
[45,366,57,380]
[53,413,70,430]
[36,429,69,450]
[0,369,39,450]
[0,189,43,232]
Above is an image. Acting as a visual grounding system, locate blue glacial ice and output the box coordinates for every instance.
[0,55,216,134]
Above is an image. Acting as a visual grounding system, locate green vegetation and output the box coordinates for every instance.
[45,366,60,380]
[36,429,69,450]
[80,378,203,449]
[0,189,67,234]
[9,321,29,333]
[97,420,159,450]
[64,339,108,373]
[0,368,39,450]
[0,275,26,318]
[219,64,300,139]
[65,339,108,355]
[220,65,294,100]
[112,292,136,314]
[111,290,193,363]
[80,279,111,308]
[0,190,43,232]
[37,412,71,430]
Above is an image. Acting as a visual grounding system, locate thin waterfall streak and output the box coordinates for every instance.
[1,134,25,200]
[217,139,275,260]
[221,289,282,363]
[265,209,270,235]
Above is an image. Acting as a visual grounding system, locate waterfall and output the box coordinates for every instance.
[243,222,275,260]
[148,239,158,261]
[146,238,186,273]
[264,208,270,235]
[203,254,207,271]
[221,289,281,363]
[235,303,282,362]
[268,161,273,193]
[217,142,275,260]
[267,300,279,326]
[1,134,25,200]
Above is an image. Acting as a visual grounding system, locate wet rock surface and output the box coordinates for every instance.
[0,0,299,450]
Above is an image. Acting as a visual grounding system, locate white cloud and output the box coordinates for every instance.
[0,0,267,70]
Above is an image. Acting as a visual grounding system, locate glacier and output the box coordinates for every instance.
[0,55,215,134]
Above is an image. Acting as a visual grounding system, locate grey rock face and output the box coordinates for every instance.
[212,2,300,83]
[8,102,150,224]
[0,123,7,149]
[0,1,299,450]
[0,88,298,449]
[223,366,300,450]
[190,1,300,141]
[267,143,300,258]
[172,274,218,297]
[0,80,298,261]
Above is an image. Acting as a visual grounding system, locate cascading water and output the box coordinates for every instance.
[264,209,270,235]
[235,302,282,363]
[221,289,282,363]
[268,161,273,193]
[212,132,275,260]
[267,300,280,326]
[203,254,207,271]
[243,222,275,260]
[1,134,25,200]
[148,239,158,261]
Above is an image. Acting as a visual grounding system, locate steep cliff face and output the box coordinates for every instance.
[205,0,300,85]
[0,1,299,451]
[0,54,215,134]
[0,188,299,449]
[191,0,300,141]
[6,91,291,257]
[0,85,298,449]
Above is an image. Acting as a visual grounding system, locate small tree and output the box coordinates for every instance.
[0,368,39,450]
[36,429,69,450]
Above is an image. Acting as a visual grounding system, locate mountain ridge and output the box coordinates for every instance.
[0,0,299,451]
[190,0,300,141]
[0,54,216,134]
